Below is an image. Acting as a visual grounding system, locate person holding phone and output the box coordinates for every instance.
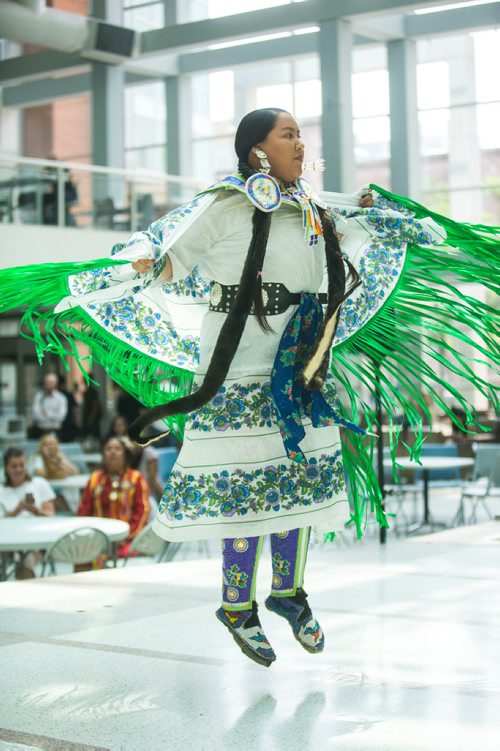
[2,447,56,518]
[1,447,56,578]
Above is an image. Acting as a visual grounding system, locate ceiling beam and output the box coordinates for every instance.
[2,72,91,107]
[351,13,406,43]
[1,1,498,93]
[141,0,439,55]
[178,33,319,75]
[1,71,156,108]
[405,3,500,37]
[0,50,86,85]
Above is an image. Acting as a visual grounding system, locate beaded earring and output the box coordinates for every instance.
[302,158,326,172]
[254,148,271,174]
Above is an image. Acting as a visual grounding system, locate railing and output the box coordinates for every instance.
[0,154,207,233]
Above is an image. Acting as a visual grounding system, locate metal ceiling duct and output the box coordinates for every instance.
[0,0,91,52]
[0,0,137,62]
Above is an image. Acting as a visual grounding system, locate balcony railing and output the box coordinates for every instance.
[0,154,207,233]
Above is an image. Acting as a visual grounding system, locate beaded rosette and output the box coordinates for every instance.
[244,173,282,212]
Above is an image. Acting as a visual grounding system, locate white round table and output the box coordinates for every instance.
[383,456,474,531]
[0,516,130,580]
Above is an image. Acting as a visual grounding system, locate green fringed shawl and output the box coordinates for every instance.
[0,185,498,537]
[326,184,499,538]
[0,257,193,440]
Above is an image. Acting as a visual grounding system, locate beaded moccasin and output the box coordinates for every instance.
[216,601,276,667]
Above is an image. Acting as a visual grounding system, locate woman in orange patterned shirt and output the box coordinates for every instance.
[78,437,150,557]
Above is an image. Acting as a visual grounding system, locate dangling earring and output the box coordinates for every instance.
[302,157,326,172]
[254,148,271,175]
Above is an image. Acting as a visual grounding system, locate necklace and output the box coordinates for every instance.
[109,474,122,502]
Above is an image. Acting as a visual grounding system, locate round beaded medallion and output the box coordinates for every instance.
[245,173,282,213]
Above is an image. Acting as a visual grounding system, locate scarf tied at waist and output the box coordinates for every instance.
[270,292,366,464]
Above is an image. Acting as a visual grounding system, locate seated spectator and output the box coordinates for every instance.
[29,373,68,439]
[34,433,79,480]
[109,415,163,501]
[1,447,56,579]
[33,433,80,513]
[78,437,150,557]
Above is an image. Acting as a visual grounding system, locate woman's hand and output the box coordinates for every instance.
[359,191,374,208]
[132,258,155,273]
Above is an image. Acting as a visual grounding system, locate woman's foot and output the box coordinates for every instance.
[216,601,277,667]
[265,587,324,653]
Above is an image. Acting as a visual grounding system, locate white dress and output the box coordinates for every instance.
[153,190,349,542]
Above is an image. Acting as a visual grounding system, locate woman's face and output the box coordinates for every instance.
[6,455,27,487]
[104,439,126,474]
[41,434,59,457]
[249,112,304,183]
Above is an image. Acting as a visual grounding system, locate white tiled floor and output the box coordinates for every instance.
[1,510,499,751]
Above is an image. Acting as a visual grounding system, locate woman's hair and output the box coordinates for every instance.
[234,107,288,178]
[38,432,59,455]
[128,109,357,446]
[3,447,30,487]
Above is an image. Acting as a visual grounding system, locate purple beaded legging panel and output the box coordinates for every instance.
[222,527,310,610]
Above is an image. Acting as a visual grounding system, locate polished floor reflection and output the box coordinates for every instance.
[0,521,498,751]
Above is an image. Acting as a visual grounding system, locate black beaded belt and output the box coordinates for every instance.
[208,282,326,315]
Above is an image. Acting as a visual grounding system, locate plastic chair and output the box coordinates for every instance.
[40,527,110,576]
[156,447,179,484]
[122,521,169,565]
[468,444,500,480]
[373,448,419,536]
[454,450,500,524]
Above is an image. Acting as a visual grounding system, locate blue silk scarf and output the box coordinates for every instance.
[270,293,366,463]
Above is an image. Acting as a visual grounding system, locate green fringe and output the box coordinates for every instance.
[0,258,128,313]
[334,185,500,538]
[0,258,193,440]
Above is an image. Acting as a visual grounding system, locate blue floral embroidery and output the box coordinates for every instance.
[69,268,118,296]
[85,296,199,367]
[333,210,435,345]
[158,451,345,522]
[187,377,340,434]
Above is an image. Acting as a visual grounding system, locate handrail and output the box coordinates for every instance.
[0,153,206,188]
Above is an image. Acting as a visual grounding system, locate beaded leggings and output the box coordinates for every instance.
[221,527,310,610]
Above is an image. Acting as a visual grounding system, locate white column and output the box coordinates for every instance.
[319,19,355,192]
[448,36,482,221]
[387,39,420,198]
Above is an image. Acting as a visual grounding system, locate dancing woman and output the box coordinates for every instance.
[1,108,497,666]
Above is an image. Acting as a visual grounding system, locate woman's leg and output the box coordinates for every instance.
[270,527,310,597]
[265,527,324,653]
[216,535,276,667]
[221,535,263,611]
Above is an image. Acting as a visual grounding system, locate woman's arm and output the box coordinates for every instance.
[60,456,79,476]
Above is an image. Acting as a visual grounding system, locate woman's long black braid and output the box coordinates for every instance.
[128,162,360,445]
[306,205,361,390]
[128,159,273,445]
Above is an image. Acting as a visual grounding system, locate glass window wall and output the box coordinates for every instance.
[123,0,164,31]
[352,46,391,190]
[188,56,323,187]
[124,81,166,172]
[417,30,500,223]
